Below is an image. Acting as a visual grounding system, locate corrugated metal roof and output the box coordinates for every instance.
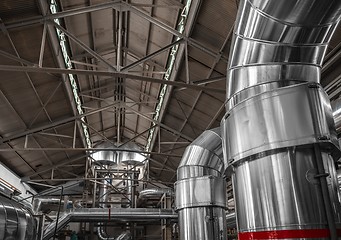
[0,0,340,189]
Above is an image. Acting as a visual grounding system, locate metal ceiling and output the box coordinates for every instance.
[0,0,340,191]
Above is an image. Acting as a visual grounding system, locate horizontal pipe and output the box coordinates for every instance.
[43,208,177,240]
[0,195,36,240]
[33,198,71,214]
[138,188,173,199]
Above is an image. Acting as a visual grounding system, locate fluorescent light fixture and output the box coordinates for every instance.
[145,0,193,151]
[50,0,92,148]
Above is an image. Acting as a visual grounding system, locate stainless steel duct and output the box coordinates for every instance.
[332,98,341,136]
[99,178,111,208]
[175,128,227,240]
[138,188,173,200]
[0,195,37,240]
[97,227,131,240]
[221,0,341,239]
[43,208,177,240]
[33,197,71,214]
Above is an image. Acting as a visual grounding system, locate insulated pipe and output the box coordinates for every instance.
[222,0,341,239]
[175,128,227,240]
[97,228,131,240]
[0,195,37,240]
[332,98,341,136]
[138,188,173,199]
[43,208,177,240]
[32,198,71,214]
[99,178,110,208]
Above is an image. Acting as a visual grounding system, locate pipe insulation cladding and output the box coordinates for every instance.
[221,0,341,239]
[0,195,37,240]
[175,128,228,240]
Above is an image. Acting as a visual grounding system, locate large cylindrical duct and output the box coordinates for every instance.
[0,195,36,240]
[221,0,341,239]
[332,98,341,136]
[175,128,227,240]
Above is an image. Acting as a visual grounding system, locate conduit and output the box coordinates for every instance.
[221,0,341,239]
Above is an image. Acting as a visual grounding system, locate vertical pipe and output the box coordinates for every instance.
[175,128,227,240]
[221,0,341,239]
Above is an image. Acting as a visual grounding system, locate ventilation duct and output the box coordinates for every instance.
[175,128,227,240]
[91,142,146,166]
[91,142,118,166]
[0,195,36,240]
[97,227,131,240]
[332,98,341,136]
[138,188,173,200]
[221,0,341,239]
[33,198,71,214]
[92,141,144,238]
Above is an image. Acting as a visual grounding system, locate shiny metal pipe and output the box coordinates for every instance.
[99,178,110,208]
[32,197,71,214]
[332,98,341,136]
[175,128,227,240]
[0,195,37,240]
[43,208,177,240]
[178,207,226,240]
[233,147,341,231]
[226,0,341,109]
[222,0,341,238]
[138,188,173,200]
[97,227,131,240]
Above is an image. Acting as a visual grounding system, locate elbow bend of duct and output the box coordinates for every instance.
[174,127,228,240]
[176,127,226,180]
[226,0,341,110]
[97,226,131,240]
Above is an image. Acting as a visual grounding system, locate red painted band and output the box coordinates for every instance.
[238,229,331,239]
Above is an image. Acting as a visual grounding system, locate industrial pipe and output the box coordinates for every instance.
[332,98,341,136]
[0,195,37,240]
[175,128,227,240]
[97,227,131,240]
[138,188,173,199]
[43,208,177,240]
[32,197,71,214]
[222,0,341,239]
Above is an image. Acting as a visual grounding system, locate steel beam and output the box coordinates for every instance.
[121,39,184,72]
[0,101,120,144]
[124,104,194,142]
[5,1,122,29]
[0,65,225,93]
[0,49,35,66]
[50,21,116,71]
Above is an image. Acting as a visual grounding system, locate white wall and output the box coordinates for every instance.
[0,162,37,202]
